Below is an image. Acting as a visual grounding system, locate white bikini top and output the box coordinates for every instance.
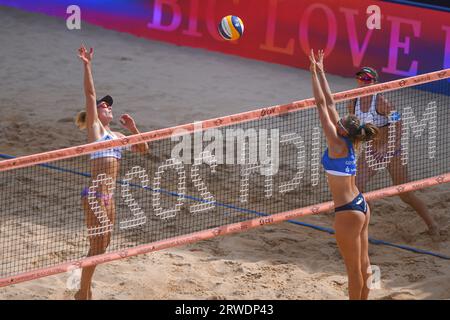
[90,131,123,160]
[355,94,389,128]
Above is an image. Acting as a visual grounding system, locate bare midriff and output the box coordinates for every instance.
[326,174,360,208]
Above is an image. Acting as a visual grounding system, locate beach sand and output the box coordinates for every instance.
[0,6,449,300]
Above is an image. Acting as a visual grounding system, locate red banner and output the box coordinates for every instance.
[143,0,450,81]
[2,0,449,81]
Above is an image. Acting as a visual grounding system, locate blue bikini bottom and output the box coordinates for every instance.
[335,193,367,215]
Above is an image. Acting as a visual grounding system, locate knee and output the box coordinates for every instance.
[89,245,107,256]
[344,259,363,275]
[88,245,106,255]
[89,237,110,255]
[346,268,364,285]
[362,256,370,267]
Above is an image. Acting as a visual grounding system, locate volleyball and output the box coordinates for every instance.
[218,15,244,41]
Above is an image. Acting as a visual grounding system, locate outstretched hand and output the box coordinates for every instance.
[309,49,317,72]
[309,49,325,73]
[316,49,325,73]
[78,45,93,64]
[119,114,137,131]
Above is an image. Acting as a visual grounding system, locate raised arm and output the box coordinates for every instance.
[309,50,343,150]
[315,50,340,125]
[78,46,98,128]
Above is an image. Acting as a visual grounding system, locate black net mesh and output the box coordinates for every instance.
[0,79,449,279]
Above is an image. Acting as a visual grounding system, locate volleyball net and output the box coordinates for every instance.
[0,69,449,286]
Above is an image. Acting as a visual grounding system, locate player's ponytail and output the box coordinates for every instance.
[75,111,87,130]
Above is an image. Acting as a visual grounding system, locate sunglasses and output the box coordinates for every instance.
[97,102,112,109]
[356,75,374,82]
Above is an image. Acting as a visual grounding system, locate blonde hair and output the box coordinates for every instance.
[75,111,87,130]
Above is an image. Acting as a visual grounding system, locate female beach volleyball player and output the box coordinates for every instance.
[348,67,439,238]
[309,50,379,300]
[74,45,149,300]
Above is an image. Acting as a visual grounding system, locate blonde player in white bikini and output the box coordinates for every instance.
[349,67,439,239]
[75,45,149,300]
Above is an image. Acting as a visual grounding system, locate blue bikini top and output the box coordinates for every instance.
[321,136,357,176]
